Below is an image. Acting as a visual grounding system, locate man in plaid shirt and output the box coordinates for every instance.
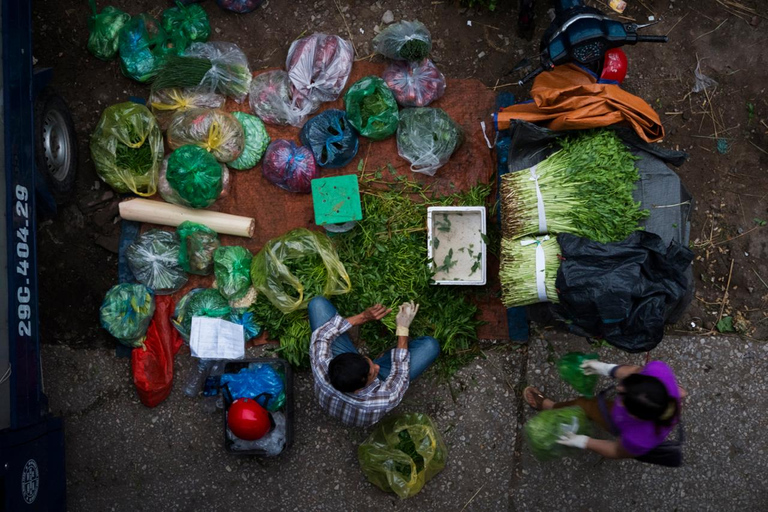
[308,297,440,427]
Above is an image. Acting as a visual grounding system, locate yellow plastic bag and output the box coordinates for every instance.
[166,108,244,163]
[358,413,447,499]
[149,88,225,130]
[250,228,351,313]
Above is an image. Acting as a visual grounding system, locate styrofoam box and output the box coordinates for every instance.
[427,206,487,285]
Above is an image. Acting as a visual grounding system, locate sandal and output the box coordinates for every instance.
[523,386,548,411]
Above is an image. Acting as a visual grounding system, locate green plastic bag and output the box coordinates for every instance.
[177,221,220,275]
[250,228,352,313]
[358,413,447,499]
[214,246,253,301]
[118,14,171,83]
[229,112,270,170]
[166,145,223,208]
[557,352,600,397]
[344,76,399,141]
[179,288,231,338]
[161,1,210,47]
[396,108,463,177]
[126,229,188,295]
[87,1,130,60]
[99,283,155,348]
[171,288,203,341]
[90,102,164,196]
[524,406,591,462]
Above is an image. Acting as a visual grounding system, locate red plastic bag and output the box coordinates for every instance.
[132,295,183,407]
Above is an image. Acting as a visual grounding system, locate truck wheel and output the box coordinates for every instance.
[35,88,78,204]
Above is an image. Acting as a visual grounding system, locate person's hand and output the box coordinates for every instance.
[580,360,618,377]
[556,431,590,449]
[395,301,419,337]
[361,304,391,323]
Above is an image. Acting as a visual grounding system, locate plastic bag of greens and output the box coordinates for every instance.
[251,228,351,313]
[382,59,446,108]
[177,221,220,275]
[100,283,156,348]
[299,109,359,169]
[171,287,204,341]
[396,108,463,176]
[524,407,591,462]
[344,76,399,141]
[162,1,210,46]
[184,42,252,102]
[372,20,432,62]
[166,145,223,208]
[167,108,245,163]
[217,0,265,13]
[87,1,130,60]
[229,308,263,341]
[220,364,285,410]
[557,352,600,398]
[149,88,225,130]
[118,14,172,83]
[286,34,354,110]
[90,102,164,196]
[248,71,310,127]
[358,413,447,499]
[261,140,318,194]
[214,246,253,301]
[179,288,232,339]
[229,112,270,170]
[159,153,230,208]
[126,229,188,295]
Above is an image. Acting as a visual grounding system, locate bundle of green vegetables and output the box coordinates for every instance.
[500,130,647,243]
[499,236,560,307]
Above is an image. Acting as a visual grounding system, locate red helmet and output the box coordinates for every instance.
[228,398,272,440]
[600,48,628,84]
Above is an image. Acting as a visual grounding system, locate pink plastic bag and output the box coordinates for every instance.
[382,59,446,108]
[286,34,354,112]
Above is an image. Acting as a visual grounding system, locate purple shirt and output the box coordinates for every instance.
[611,361,681,456]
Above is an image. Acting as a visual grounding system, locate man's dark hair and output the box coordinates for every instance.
[622,374,678,426]
[328,353,369,392]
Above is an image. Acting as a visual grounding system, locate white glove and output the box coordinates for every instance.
[556,431,590,449]
[580,360,618,377]
[395,301,419,336]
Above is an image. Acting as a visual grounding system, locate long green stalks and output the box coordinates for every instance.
[499,236,560,307]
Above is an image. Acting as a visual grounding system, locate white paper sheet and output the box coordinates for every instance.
[190,317,245,360]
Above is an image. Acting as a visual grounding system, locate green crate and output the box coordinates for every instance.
[311,175,363,227]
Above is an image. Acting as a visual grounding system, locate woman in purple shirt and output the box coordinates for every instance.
[524,360,686,459]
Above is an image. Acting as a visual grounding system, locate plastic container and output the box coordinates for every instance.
[427,206,487,285]
[222,358,294,456]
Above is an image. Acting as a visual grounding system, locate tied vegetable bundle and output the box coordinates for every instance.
[500,236,560,307]
[500,130,648,243]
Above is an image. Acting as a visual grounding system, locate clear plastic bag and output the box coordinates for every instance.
[248,71,311,127]
[382,59,446,108]
[90,102,164,196]
[177,221,220,275]
[396,108,463,176]
[171,287,204,341]
[344,76,399,141]
[118,14,171,83]
[167,108,245,163]
[261,140,318,194]
[229,112,270,170]
[149,88,225,130]
[524,407,590,461]
[372,20,432,61]
[87,2,130,60]
[175,288,231,340]
[286,34,354,110]
[250,228,351,313]
[299,109,359,169]
[358,413,447,499]
[161,1,211,46]
[100,283,155,348]
[185,42,252,103]
[557,352,599,397]
[214,246,253,301]
[126,229,189,295]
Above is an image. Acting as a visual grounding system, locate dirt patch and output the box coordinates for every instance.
[32,0,768,347]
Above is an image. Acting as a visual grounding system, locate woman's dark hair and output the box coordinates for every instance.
[622,374,678,426]
[328,353,369,392]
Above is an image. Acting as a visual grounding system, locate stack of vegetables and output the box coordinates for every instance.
[499,130,648,307]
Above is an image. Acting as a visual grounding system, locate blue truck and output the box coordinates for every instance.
[1,0,75,509]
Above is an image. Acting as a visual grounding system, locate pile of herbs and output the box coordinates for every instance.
[394,430,425,479]
[251,167,490,374]
[500,130,648,243]
[114,125,154,177]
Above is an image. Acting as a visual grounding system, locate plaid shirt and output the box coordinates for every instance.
[310,314,410,427]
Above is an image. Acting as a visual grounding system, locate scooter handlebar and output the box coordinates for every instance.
[636,34,668,43]
[518,65,545,86]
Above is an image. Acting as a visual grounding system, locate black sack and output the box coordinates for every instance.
[554,231,694,353]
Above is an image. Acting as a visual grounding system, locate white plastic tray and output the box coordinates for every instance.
[427,206,487,285]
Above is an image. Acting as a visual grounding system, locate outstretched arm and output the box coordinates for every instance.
[346,304,391,327]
